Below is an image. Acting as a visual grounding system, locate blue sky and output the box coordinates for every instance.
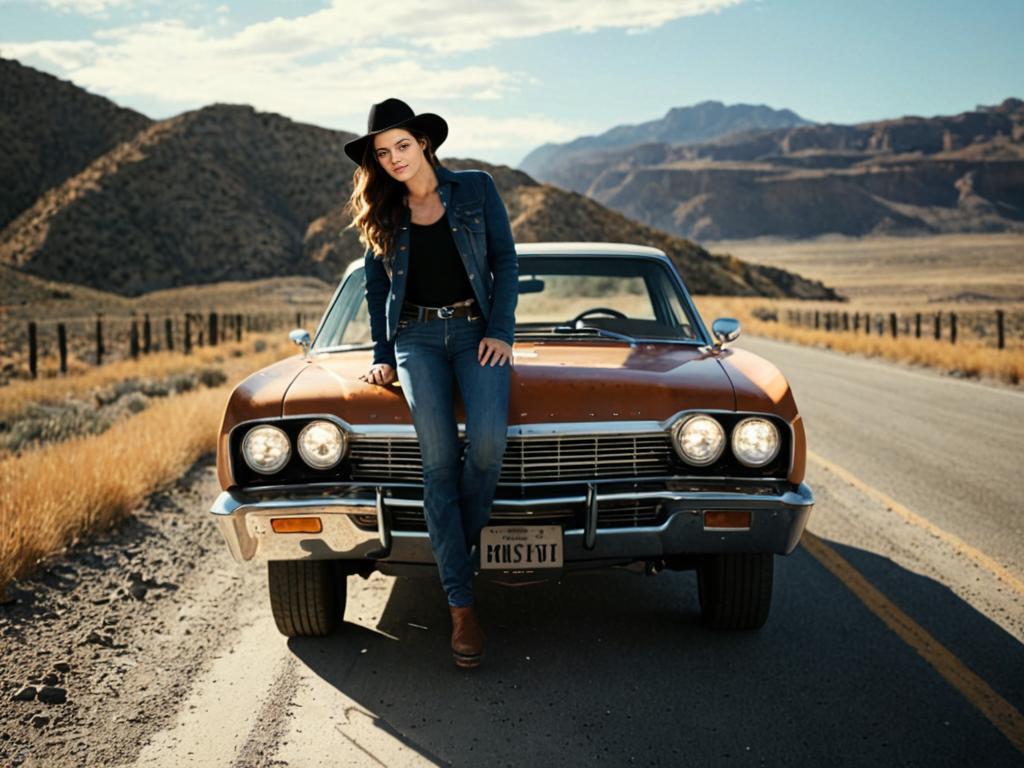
[1,0,1021,166]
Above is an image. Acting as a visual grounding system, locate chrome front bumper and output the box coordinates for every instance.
[209,482,815,566]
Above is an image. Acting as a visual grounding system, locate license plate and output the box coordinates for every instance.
[479,525,564,572]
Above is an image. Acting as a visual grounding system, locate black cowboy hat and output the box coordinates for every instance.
[343,97,448,165]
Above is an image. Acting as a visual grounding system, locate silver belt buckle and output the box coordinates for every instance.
[437,305,455,319]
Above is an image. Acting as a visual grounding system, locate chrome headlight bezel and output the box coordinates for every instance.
[297,419,346,470]
[731,417,781,468]
[241,424,292,475]
[670,413,726,467]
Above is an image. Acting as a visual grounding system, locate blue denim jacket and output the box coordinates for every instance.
[363,164,519,368]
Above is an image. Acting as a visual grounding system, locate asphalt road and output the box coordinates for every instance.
[4,336,1022,767]
[130,336,1024,767]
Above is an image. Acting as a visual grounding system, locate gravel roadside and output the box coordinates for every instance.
[0,456,264,768]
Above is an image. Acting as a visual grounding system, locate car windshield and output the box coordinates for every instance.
[312,253,705,351]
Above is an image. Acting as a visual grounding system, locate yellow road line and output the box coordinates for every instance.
[807,450,1024,597]
[801,531,1024,755]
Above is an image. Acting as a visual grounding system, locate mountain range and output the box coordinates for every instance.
[519,100,812,177]
[522,98,1024,240]
[0,57,836,300]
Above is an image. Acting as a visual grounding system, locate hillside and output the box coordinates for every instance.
[530,99,1024,240]
[519,100,812,178]
[0,102,361,295]
[0,57,152,230]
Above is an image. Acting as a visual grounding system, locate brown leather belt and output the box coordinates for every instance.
[399,298,481,324]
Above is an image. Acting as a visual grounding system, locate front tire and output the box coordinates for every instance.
[697,553,773,630]
[267,559,346,637]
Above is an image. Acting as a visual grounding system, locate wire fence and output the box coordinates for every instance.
[777,308,1019,349]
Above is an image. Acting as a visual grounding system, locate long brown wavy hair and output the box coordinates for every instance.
[343,127,440,268]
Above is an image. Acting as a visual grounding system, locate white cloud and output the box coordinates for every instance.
[0,0,743,161]
[209,0,744,55]
[441,112,596,155]
[1,20,523,119]
[41,0,138,16]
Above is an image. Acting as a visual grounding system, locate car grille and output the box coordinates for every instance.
[347,433,675,484]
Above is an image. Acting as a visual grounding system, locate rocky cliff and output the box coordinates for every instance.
[528,99,1024,240]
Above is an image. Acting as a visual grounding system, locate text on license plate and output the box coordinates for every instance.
[479,525,564,570]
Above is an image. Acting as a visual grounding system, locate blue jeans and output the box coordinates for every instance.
[393,312,511,607]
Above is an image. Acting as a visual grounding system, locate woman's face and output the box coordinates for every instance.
[372,128,427,183]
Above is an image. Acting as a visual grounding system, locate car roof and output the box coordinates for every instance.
[343,242,672,279]
[515,242,668,258]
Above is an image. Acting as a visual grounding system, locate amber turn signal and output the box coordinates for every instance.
[703,510,751,529]
[270,517,323,534]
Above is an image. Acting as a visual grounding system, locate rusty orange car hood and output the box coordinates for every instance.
[217,340,806,488]
[279,342,736,424]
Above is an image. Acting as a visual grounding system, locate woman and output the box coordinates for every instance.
[342,98,518,669]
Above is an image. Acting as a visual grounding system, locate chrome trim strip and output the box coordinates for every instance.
[231,410,790,440]
[239,473,794,494]
[584,483,598,550]
[212,485,814,515]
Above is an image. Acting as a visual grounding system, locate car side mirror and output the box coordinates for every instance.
[289,328,311,358]
[711,317,741,351]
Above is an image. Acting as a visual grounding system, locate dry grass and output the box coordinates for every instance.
[0,339,295,592]
[691,234,1024,386]
[694,295,1024,385]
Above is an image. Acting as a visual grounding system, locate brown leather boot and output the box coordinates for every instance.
[449,604,485,668]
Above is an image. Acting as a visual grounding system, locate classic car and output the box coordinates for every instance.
[209,242,815,636]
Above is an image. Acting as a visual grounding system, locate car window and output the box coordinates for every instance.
[517,274,656,321]
[313,254,702,350]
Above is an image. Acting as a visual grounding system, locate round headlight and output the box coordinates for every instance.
[297,420,345,469]
[242,425,291,474]
[731,417,781,467]
[671,414,726,466]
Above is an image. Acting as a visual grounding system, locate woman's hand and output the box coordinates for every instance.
[478,337,513,367]
[359,362,397,385]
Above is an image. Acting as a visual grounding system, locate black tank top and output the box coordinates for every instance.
[404,214,476,307]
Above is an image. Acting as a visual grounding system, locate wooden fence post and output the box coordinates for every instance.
[28,321,38,379]
[915,313,921,339]
[96,313,105,366]
[209,312,218,346]
[934,313,941,340]
[184,314,192,355]
[235,313,243,342]
[996,309,1005,350]
[890,313,898,339]
[143,313,152,354]
[165,317,174,352]
[58,323,68,375]
[853,312,860,333]
[130,314,140,359]
[814,310,819,330]
[950,312,957,345]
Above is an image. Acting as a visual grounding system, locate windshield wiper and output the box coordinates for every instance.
[548,325,638,345]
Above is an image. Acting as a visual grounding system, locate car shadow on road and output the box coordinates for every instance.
[287,542,1024,768]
